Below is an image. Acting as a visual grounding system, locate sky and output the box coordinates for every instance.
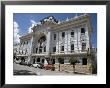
[13,13,97,48]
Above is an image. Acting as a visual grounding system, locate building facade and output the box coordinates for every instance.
[14,14,95,74]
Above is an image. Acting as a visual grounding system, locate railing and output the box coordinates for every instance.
[16,49,89,56]
[51,50,88,54]
[60,51,65,53]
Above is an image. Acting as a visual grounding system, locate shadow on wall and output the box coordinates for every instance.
[14,70,37,75]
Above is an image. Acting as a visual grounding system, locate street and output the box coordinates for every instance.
[13,63,77,75]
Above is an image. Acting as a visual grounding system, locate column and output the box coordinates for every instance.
[46,31,51,55]
[30,36,33,54]
[37,46,39,54]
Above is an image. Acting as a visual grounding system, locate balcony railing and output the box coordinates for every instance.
[51,49,88,54]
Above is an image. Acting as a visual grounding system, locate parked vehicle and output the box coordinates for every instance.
[15,60,21,64]
[32,63,40,68]
[32,62,44,69]
[27,62,32,67]
[37,63,44,69]
[19,61,27,65]
[44,64,55,71]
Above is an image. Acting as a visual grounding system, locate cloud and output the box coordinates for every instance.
[30,20,36,26]
[28,19,36,33]
[14,21,20,44]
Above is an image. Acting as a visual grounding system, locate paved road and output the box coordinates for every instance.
[13,63,77,75]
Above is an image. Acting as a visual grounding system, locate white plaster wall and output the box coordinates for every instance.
[17,38,32,55]
[17,23,91,56]
[50,23,90,54]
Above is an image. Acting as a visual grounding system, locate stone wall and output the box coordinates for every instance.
[54,64,92,74]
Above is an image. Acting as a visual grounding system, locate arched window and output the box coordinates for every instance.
[42,59,44,63]
[44,46,46,52]
[33,59,36,64]
[36,48,38,53]
[52,59,55,64]
[37,58,40,62]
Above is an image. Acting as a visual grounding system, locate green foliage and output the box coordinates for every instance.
[69,57,77,65]
[58,58,64,64]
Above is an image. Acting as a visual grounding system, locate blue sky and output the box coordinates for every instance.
[13,13,97,48]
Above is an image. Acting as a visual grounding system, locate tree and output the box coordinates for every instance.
[69,57,78,73]
[13,53,18,63]
[58,57,64,71]
[91,53,97,74]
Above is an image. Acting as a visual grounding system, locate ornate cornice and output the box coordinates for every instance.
[50,15,92,32]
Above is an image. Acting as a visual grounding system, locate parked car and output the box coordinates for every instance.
[37,63,44,69]
[19,61,27,65]
[44,64,55,71]
[27,62,33,67]
[32,63,40,68]
[15,60,21,64]
[32,63,44,69]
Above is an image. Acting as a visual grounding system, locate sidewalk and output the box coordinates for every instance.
[13,63,95,75]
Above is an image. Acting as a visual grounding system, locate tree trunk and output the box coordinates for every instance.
[73,65,75,73]
[59,64,60,71]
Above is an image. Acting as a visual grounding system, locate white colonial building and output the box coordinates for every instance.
[14,14,95,74]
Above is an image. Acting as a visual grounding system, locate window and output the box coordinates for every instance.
[36,48,38,53]
[22,50,23,54]
[19,51,20,54]
[71,44,74,51]
[82,43,86,51]
[71,31,74,37]
[44,46,46,52]
[61,46,64,51]
[81,28,85,34]
[39,48,42,53]
[25,49,27,54]
[42,59,44,63]
[37,58,40,62]
[52,59,55,64]
[54,34,56,40]
[24,41,25,44]
[62,32,65,38]
[53,47,56,52]
[82,58,87,65]
[33,59,36,64]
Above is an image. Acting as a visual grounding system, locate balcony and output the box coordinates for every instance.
[81,49,87,52]
[60,51,65,53]
[71,50,75,53]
